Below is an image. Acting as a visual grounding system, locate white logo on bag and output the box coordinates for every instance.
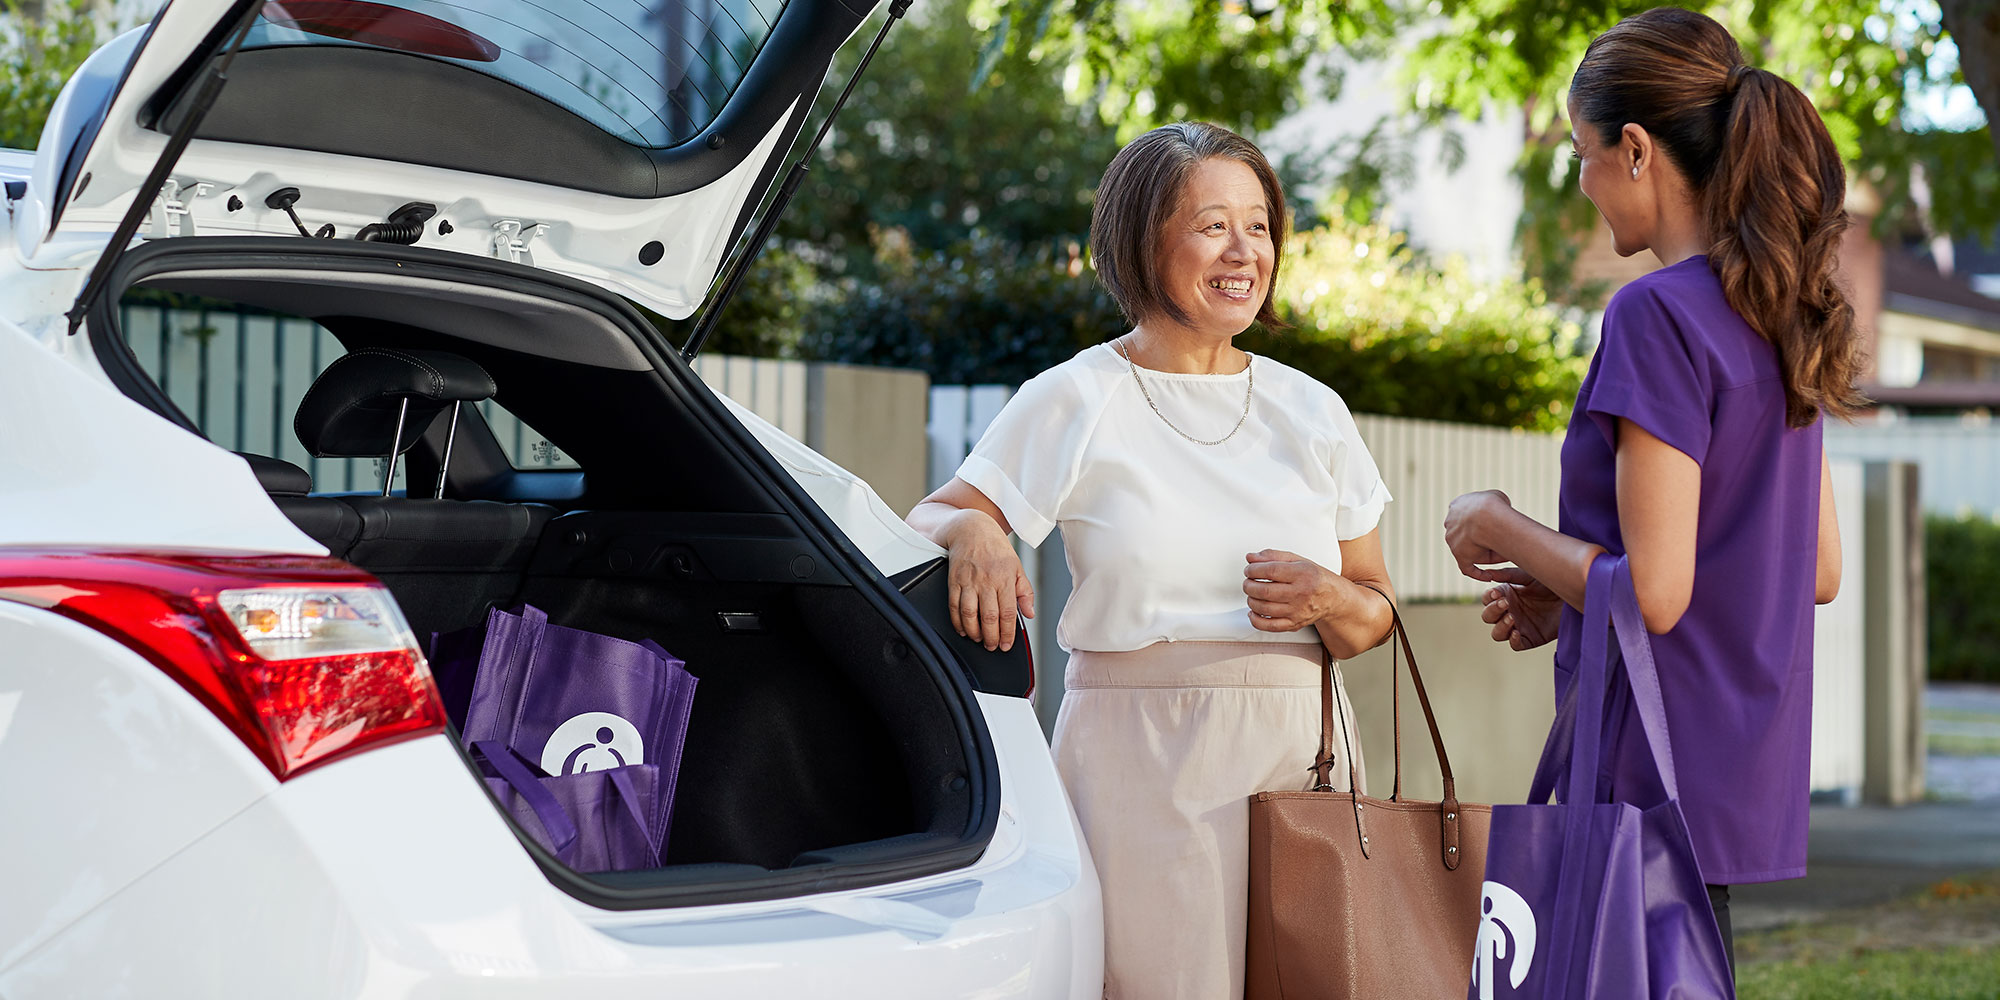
[541,712,645,775]
[1473,880,1537,999]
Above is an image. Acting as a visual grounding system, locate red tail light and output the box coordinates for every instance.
[0,550,445,780]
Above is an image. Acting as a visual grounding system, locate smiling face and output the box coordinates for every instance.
[1569,98,1653,257]
[1152,157,1275,339]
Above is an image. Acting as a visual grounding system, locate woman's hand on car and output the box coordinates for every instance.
[1479,567,1562,651]
[943,509,1035,652]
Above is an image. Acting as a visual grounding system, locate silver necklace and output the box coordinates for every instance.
[1115,336,1254,446]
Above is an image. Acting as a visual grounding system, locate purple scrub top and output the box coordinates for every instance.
[1555,254,1822,885]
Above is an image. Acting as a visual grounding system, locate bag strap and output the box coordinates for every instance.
[475,740,580,862]
[1311,585,1467,870]
[1540,559,1621,1000]
[605,765,660,865]
[1313,648,1377,861]
[1526,667,1580,805]
[1531,555,1684,807]
[1606,558,1682,800]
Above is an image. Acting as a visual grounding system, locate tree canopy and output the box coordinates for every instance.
[980,0,2000,280]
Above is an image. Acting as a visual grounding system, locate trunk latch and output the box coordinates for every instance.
[149,179,212,238]
[491,220,548,266]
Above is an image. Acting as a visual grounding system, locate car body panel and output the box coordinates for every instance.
[0,300,320,554]
[0,603,278,971]
[0,2,1102,989]
[0,700,1100,998]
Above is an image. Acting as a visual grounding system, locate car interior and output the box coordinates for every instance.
[97,239,995,907]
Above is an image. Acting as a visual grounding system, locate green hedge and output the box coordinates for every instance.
[799,220,1587,431]
[1246,222,1585,432]
[797,236,1126,385]
[1927,513,2000,683]
[0,1,100,150]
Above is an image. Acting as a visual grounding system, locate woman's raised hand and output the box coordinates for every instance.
[943,509,1035,652]
[1444,489,1514,581]
[1479,567,1561,651]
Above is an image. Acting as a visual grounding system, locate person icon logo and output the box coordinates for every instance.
[1472,880,1536,999]
[562,726,627,773]
[541,712,645,775]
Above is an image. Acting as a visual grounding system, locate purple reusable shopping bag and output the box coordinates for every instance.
[452,604,698,865]
[475,742,664,871]
[1469,555,1735,1000]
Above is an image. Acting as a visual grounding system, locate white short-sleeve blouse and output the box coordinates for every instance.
[956,342,1392,653]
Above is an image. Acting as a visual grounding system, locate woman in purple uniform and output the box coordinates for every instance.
[1442,7,1859,979]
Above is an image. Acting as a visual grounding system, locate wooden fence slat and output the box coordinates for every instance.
[239,316,278,458]
[778,359,809,441]
[163,309,204,428]
[1809,459,1868,795]
[966,385,1012,443]
[275,318,318,473]
[926,385,970,492]
[203,311,240,451]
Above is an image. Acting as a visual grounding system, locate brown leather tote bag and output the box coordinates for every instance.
[1246,592,1493,999]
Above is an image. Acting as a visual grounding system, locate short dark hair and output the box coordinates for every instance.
[1088,121,1289,331]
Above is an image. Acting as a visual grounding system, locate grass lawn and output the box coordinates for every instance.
[1739,947,2000,998]
[1930,732,2000,757]
[1738,873,2000,999]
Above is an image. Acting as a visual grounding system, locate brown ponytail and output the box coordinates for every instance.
[1573,8,1866,428]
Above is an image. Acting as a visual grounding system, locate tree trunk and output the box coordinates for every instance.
[1940,0,2000,165]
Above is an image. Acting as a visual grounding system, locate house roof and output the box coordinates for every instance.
[1860,381,2000,409]
[1884,247,2000,333]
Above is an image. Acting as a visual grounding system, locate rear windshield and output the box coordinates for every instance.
[117,288,583,489]
[246,0,788,149]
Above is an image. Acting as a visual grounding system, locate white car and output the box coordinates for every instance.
[0,0,1101,996]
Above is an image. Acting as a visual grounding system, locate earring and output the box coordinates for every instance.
[1631,166,1640,179]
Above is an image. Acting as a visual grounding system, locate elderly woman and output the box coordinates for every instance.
[906,122,1397,999]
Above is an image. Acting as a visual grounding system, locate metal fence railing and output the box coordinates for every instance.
[117,303,820,490]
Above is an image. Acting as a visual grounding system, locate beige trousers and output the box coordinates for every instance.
[1053,641,1366,1000]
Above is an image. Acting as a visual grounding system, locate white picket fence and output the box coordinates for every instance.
[928,383,1872,793]
[1826,416,2000,520]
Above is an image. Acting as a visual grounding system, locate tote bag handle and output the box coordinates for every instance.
[1312,585,1469,869]
[475,741,653,865]
[1525,555,1682,807]
[477,740,579,860]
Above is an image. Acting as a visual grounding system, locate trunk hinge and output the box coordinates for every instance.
[65,2,263,335]
[491,220,548,266]
[149,179,214,238]
[680,0,915,361]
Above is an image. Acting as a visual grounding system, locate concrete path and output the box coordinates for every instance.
[1732,801,2000,931]
[1731,683,2000,931]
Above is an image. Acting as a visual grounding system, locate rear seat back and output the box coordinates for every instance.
[275,495,366,556]
[341,497,556,640]
[267,348,556,638]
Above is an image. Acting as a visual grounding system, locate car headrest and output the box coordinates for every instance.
[235,452,312,497]
[294,349,495,459]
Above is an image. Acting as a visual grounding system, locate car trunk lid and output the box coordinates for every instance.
[23,0,872,321]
